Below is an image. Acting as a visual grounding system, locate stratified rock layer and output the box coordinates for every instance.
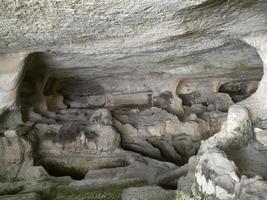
[0,0,266,200]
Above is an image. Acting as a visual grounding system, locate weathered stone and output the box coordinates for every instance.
[33,121,121,179]
[0,53,27,113]
[89,109,113,125]
[255,129,267,146]
[0,1,266,199]
[218,81,258,102]
[195,151,239,199]
[189,104,207,116]
[113,107,203,164]
[177,157,199,194]
[235,176,267,200]
[0,193,42,200]
[105,93,152,108]
[69,151,177,188]
[0,110,23,131]
[67,95,106,108]
[121,186,176,200]
[35,122,120,155]
[0,136,33,180]
[46,94,67,111]
[156,164,188,189]
[213,93,234,112]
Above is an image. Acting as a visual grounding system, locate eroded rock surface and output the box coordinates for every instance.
[180,33,267,200]
[0,0,267,200]
[184,98,267,199]
[121,186,176,200]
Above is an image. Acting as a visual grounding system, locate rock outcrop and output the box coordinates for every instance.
[184,32,267,200]
[0,0,266,200]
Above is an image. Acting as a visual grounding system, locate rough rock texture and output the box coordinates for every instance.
[0,0,265,115]
[0,193,42,200]
[0,53,27,111]
[0,0,267,200]
[0,136,33,180]
[0,0,265,77]
[187,103,267,199]
[113,107,201,164]
[121,186,176,200]
[182,33,267,200]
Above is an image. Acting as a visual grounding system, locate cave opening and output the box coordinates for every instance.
[0,0,267,199]
[5,36,264,199]
[218,80,258,103]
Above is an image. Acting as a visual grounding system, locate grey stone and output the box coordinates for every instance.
[0,1,266,200]
[0,193,42,200]
[235,176,267,200]
[121,186,176,200]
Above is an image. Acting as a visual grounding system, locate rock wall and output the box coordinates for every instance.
[0,0,266,200]
[186,33,267,200]
[0,53,27,112]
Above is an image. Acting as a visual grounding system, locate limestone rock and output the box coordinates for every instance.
[255,129,267,146]
[177,156,200,195]
[35,122,120,155]
[1,1,265,78]
[121,186,176,200]
[218,81,258,102]
[156,164,188,189]
[0,110,23,130]
[235,176,267,200]
[89,109,113,125]
[0,136,33,180]
[0,54,27,113]
[113,107,202,164]
[190,103,267,200]
[0,1,266,199]
[195,151,239,199]
[69,151,178,188]
[177,79,234,112]
[0,193,42,200]
[105,93,152,108]
[46,94,67,111]
[3,130,17,138]
[34,121,121,179]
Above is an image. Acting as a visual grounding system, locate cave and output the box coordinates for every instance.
[0,1,267,200]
